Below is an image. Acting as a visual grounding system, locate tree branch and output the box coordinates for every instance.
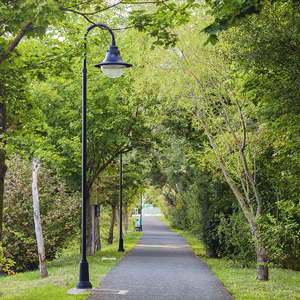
[123,0,169,3]
[59,1,123,15]
[64,0,94,9]
[6,114,18,137]
[0,22,32,64]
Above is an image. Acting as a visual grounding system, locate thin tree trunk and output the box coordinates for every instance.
[124,193,128,235]
[32,159,48,279]
[195,109,269,280]
[107,204,116,245]
[0,150,6,241]
[95,193,101,251]
[0,99,7,240]
[116,203,124,238]
[252,225,269,281]
[116,203,120,235]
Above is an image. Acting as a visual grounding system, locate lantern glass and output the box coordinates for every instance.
[101,65,126,78]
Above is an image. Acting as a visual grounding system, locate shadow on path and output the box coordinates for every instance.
[86,216,233,300]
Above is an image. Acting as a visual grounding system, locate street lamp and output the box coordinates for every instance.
[77,23,132,290]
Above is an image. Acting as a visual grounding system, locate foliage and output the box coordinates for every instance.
[2,156,81,272]
[145,185,164,208]
[220,2,300,270]
[0,242,15,275]
[217,211,256,263]
[202,0,300,45]
[258,208,300,270]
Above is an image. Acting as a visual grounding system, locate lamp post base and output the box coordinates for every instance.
[117,238,125,252]
[76,260,92,289]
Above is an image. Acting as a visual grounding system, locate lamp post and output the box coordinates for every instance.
[117,152,125,252]
[140,194,143,231]
[77,23,132,290]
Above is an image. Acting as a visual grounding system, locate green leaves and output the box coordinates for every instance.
[202,0,266,44]
[2,156,81,272]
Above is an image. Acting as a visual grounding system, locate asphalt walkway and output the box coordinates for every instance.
[86,216,233,300]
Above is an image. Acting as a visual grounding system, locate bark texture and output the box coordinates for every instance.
[32,159,48,278]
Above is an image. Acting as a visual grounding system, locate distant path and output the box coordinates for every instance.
[86,216,234,300]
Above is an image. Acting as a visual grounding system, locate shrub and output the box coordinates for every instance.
[216,211,256,263]
[185,177,234,258]
[258,203,300,270]
[2,156,81,272]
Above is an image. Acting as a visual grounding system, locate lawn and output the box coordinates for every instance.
[0,228,142,300]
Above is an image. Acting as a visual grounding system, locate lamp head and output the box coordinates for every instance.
[94,46,132,78]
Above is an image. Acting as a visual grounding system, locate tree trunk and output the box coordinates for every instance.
[116,203,124,238]
[252,224,269,281]
[124,193,128,235]
[0,150,6,241]
[107,204,116,245]
[256,247,268,280]
[0,99,7,240]
[32,159,48,279]
[95,196,101,251]
[116,203,120,235]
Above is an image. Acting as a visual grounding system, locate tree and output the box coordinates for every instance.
[134,17,274,279]
[32,159,48,278]
[18,49,154,254]
[202,0,300,45]
[220,2,300,269]
[0,0,196,240]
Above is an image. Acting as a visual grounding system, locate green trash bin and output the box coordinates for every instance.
[136,217,142,231]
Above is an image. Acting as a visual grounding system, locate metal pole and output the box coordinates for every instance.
[140,195,143,231]
[117,153,125,252]
[76,48,92,289]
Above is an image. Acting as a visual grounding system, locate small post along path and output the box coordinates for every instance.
[86,216,233,300]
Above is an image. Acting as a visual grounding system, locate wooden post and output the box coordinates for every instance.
[32,159,48,278]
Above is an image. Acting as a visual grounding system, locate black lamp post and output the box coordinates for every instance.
[140,195,143,231]
[77,23,132,290]
[117,152,125,252]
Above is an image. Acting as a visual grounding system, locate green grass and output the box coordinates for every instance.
[158,216,300,300]
[0,226,142,300]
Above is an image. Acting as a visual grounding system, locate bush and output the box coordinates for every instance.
[258,203,300,270]
[2,156,81,272]
[216,211,256,263]
[185,177,234,258]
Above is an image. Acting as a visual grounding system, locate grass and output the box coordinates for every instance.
[0,222,142,300]
[158,215,300,300]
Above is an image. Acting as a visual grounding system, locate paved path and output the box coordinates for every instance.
[86,216,233,300]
